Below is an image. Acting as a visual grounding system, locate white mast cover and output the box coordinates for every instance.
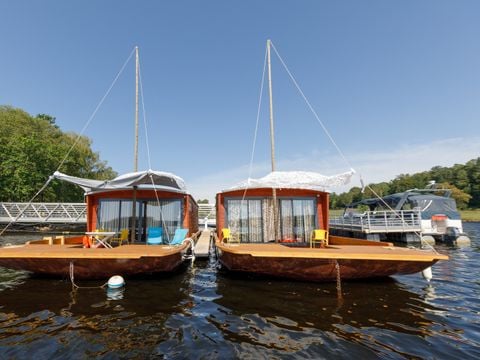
[225,170,354,193]
[53,170,187,194]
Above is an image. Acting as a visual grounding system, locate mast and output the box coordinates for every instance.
[134,46,139,172]
[131,46,139,243]
[267,39,279,242]
[267,39,276,172]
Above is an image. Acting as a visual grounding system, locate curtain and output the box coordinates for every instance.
[97,200,120,231]
[226,197,316,243]
[248,200,262,243]
[262,198,277,242]
[280,199,294,240]
[226,199,262,243]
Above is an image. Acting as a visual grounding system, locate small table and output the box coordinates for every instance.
[85,231,116,248]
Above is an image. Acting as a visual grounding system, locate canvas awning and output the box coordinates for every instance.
[225,170,355,192]
[53,170,187,194]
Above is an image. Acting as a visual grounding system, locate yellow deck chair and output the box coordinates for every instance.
[111,229,129,246]
[311,229,328,248]
[221,228,240,243]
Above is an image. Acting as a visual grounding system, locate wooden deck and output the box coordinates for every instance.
[217,241,448,262]
[0,242,190,259]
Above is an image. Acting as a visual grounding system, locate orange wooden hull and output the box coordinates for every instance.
[218,252,439,282]
[0,253,184,280]
[216,241,447,282]
[0,240,189,280]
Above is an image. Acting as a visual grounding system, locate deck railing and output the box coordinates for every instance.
[198,204,216,227]
[0,202,218,226]
[0,202,87,223]
[329,209,422,234]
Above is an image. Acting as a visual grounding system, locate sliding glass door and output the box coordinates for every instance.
[97,198,182,242]
[225,197,316,243]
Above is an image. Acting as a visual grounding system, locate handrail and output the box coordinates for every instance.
[329,209,422,234]
[0,202,87,223]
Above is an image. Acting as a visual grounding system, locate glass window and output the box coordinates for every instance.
[98,198,182,242]
[226,197,316,243]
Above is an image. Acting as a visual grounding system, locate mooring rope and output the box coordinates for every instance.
[335,260,343,301]
[182,237,196,264]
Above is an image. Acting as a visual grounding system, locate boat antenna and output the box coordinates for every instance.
[267,39,279,242]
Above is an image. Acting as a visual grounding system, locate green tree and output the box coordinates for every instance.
[438,182,471,210]
[0,106,117,202]
[331,157,480,209]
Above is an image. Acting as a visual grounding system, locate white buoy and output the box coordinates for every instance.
[107,275,125,289]
[422,267,433,282]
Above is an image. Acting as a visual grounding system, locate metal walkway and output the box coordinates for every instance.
[194,230,212,258]
[0,202,87,224]
[0,202,217,227]
[198,203,216,228]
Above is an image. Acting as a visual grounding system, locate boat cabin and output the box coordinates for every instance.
[54,170,198,243]
[216,187,329,244]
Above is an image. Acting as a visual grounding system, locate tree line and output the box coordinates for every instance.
[330,158,480,210]
[0,106,117,202]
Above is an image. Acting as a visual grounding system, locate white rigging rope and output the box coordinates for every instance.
[57,47,136,172]
[242,41,433,251]
[139,56,170,243]
[269,41,355,173]
[0,48,136,237]
[241,44,268,204]
[138,60,153,170]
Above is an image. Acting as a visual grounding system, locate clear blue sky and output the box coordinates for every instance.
[1,1,479,200]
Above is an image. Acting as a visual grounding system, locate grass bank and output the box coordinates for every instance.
[460,210,480,222]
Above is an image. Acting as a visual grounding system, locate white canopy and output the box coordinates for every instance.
[53,170,187,194]
[225,170,355,192]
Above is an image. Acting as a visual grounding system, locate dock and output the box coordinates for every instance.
[194,230,212,259]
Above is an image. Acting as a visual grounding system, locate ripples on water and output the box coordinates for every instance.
[1,224,479,359]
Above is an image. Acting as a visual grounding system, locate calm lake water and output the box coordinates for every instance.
[1,224,479,359]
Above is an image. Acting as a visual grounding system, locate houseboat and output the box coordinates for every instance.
[215,171,448,282]
[214,40,448,282]
[0,170,198,279]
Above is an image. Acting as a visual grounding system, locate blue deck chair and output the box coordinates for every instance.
[170,229,188,245]
[147,227,163,245]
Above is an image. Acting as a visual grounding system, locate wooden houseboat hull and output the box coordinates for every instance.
[215,236,448,282]
[0,237,190,280]
[218,249,441,282]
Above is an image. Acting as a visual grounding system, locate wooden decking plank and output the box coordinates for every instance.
[0,243,189,259]
[194,230,211,258]
[217,243,448,262]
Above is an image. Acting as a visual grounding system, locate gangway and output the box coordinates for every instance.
[198,203,216,228]
[0,202,86,224]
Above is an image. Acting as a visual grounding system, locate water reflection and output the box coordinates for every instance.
[0,270,191,357]
[1,226,480,358]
